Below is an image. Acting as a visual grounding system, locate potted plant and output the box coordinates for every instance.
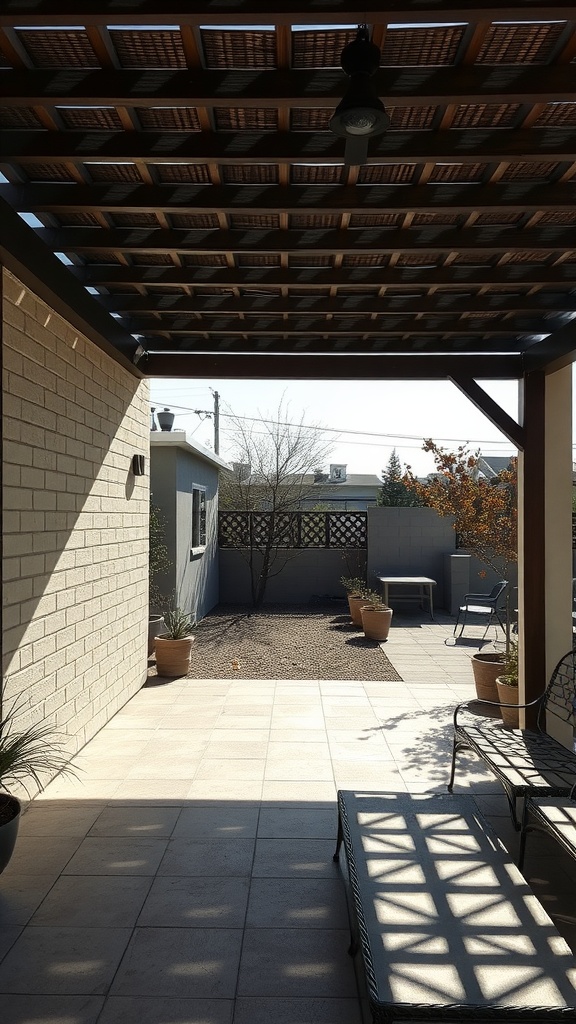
[496,640,519,728]
[340,576,372,627]
[359,591,393,642]
[0,690,76,874]
[154,607,195,677]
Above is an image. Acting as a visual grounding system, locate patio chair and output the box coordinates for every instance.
[453,580,508,640]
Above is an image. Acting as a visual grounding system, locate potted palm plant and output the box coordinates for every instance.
[154,607,195,677]
[359,590,393,642]
[0,690,76,873]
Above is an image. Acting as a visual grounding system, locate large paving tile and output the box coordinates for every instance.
[97,996,233,1024]
[18,805,106,838]
[0,926,132,993]
[1,994,105,1024]
[2,836,82,877]
[126,759,201,781]
[237,928,357,997]
[0,875,57,927]
[62,837,168,875]
[30,875,152,928]
[112,781,190,802]
[194,759,266,781]
[137,876,250,928]
[233,997,362,1024]
[110,927,243,998]
[261,781,337,804]
[263,760,334,782]
[185,780,264,802]
[252,839,338,878]
[267,741,330,760]
[201,741,269,759]
[87,806,181,838]
[246,877,348,929]
[257,806,336,840]
[0,927,22,960]
[158,837,255,877]
[172,805,259,839]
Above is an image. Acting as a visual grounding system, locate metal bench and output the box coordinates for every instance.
[518,792,576,870]
[448,649,576,829]
[333,790,576,1022]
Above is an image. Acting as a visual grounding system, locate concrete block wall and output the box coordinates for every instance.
[366,506,457,607]
[219,548,367,605]
[2,269,150,792]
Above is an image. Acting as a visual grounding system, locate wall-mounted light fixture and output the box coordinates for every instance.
[132,454,146,476]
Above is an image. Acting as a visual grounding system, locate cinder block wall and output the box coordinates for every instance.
[2,269,150,790]
[366,506,457,607]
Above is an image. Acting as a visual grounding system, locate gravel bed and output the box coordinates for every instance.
[181,603,403,681]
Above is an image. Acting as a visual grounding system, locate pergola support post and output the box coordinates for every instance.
[518,366,573,731]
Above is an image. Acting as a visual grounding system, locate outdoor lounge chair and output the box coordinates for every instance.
[453,579,508,640]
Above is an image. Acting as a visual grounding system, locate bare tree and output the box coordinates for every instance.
[220,402,333,607]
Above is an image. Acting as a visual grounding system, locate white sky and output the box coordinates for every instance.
[150,376,543,477]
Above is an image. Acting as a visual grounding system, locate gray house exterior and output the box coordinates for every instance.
[150,431,230,622]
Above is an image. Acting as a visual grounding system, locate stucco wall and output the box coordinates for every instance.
[150,441,221,622]
[2,269,149,790]
[219,548,367,604]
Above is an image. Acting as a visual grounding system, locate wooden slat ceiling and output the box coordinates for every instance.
[1,2,575,378]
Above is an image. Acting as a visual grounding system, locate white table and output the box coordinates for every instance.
[376,575,436,619]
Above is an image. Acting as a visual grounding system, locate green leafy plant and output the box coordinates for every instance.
[340,576,369,596]
[163,608,194,640]
[360,590,390,610]
[0,690,77,801]
[499,639,519,686]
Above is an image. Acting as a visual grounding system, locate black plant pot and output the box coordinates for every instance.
[0,794,21,874]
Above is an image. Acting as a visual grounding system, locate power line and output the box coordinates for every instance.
[153,400,519,448]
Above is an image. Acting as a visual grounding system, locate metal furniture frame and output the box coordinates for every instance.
[448,649,576,830]
[376,576,436,619]
[518,789,576,871]
[333,790,576,1022]
[452,580,508,640]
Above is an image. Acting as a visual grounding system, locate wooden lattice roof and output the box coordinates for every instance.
[1,2,575,379]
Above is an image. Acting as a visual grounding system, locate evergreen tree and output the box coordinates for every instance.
[377,449,421,506]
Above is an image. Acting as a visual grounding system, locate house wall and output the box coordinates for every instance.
[149,445,220,622]
[2,269,149,791]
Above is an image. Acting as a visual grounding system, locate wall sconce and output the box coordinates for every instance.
[132,454,146,476]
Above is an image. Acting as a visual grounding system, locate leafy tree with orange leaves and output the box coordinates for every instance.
[403,440,517,578]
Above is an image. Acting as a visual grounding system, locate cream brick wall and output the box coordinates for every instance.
[2,269,150,792]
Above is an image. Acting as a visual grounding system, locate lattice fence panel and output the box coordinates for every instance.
[219,511,367,548]
[327,512,367,548]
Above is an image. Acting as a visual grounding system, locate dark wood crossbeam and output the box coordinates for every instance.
[5,183,575,216]
[101,293,576,316]
[72,265,576,289]
[122,315,533,336]
[4,129,575,165]
[37,225,576,255]
[3,67,575,107]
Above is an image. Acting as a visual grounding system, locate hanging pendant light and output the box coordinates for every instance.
[329,25,389,167]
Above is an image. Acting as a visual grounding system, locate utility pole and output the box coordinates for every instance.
[213,390,220,454]
[192,390,220,453]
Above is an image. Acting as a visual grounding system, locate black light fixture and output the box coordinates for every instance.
[329,25,389,167]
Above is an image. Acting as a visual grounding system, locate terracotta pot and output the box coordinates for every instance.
[471,652,505,702]
[154,634,194,677]
[0,794,21,874]
[496,677,520,728]
[347,594,367,627]
[361,605,393,642]
[148,614,166,656]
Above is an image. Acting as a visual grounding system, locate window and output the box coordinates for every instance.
[192,486,206,551]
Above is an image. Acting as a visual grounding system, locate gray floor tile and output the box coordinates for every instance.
[158,838,255,877]
[172,806,259,839]
[110,927,243,998]
[252,839,338,878]
[18,805,106,838]
[62,837,169,875]
[1,994,105,1024]
[0,927,22,960]
[237,928,357,997]
[2,837,82,877]
[88,806,181,838]
[232,997,362,1024]
[257,807,336,839]
[137,876,250,928]
[0,875,57,927]
[0,926,132,993]
[30,875,152,928]
[246,877,348,929]
[97,996,233,1024]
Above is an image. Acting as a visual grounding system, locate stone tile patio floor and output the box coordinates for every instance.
[1,613,575,1024]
